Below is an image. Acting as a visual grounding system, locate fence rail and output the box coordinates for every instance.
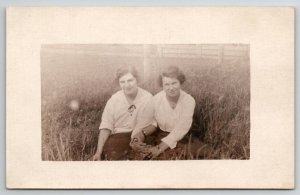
[160,45,249,62]
[42,44,249,63]
[42,44,250,82]
[42,44,249,66]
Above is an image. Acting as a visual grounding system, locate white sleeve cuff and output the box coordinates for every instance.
[151,120,158,127]
[99,121,113,132]
[161,136,177,149]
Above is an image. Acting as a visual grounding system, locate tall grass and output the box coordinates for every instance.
[41,53,250,160]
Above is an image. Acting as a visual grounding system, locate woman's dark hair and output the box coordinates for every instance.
[158,65,186,87]
[115,65,139,83]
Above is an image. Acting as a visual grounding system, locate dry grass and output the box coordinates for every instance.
[41,56,250,161]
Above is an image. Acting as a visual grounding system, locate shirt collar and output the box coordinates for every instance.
[163,89,185,106]
[121,87,142,105]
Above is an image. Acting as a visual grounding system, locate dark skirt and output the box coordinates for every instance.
[102,132,131,160]
[101,130,213,160]
[144,129,213,160]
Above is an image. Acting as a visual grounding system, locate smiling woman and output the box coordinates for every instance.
[118,72,139,105]
[138,66,198,159]
[160,66,185,107]
[92,65,155,160]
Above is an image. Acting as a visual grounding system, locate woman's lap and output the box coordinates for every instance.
[101,130,212,160]
[102,132,131,160]
[144,129,211,160]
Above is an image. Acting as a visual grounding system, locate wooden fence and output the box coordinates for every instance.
[43,44,249,62]
[42,44,249,80]
[157,44,249,62]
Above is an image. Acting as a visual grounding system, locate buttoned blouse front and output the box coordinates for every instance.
[99,87,154,137]
[154,90,196,149]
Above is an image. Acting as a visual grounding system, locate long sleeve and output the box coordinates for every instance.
[132,96,156,136]
[161,96,195,149]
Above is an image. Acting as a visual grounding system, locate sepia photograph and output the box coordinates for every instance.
[6,7,294,188]
[41,44,250,161]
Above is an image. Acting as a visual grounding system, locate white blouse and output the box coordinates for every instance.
[99,87,155,137]
[154,90,196,149]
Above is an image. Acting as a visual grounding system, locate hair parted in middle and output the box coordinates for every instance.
[115,65,139,84]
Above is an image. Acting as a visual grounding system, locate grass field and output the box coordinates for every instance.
[41,46,250,161]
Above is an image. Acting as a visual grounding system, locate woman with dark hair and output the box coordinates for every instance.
[92,65,155,160]
[133,65,196,159]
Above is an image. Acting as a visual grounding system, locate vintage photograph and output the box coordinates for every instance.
[7,6,294,188]
[41,44,250,161]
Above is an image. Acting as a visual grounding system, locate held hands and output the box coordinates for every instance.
[143,145,161,160]
[130,131,154,159]
[130,131,147,151]
[130,140,148,153]
[131,131,145,143]
[144,142,169,160]
[130,131,169,160]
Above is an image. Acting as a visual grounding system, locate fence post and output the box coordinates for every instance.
[196,44,202,58]
[143,45,157,81]
[245,44,250,60]
[218,44,224,64]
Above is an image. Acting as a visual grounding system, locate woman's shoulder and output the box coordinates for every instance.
[138,87,153,98]
[154,90,165,100]
[181,90,196,104]
[109,90,124,102]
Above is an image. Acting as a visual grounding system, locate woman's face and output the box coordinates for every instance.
[119,73,138,97]
[162,76,181,98]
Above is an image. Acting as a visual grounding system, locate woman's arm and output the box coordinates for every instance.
[130,124,157,152]
[130,96,157,151]
[93,97,114,160]
[161,96,196,149]
[132,124,157,143]
[92,129,111,160]
[132,96,156,140]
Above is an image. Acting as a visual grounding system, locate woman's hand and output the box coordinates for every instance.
[131,131,145,143]
[130,131,147,152]
[148,146,161,159]
[144,142,169,160]
[92,129,111,161]
[130,137,147,152]
[91,152,102,161]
